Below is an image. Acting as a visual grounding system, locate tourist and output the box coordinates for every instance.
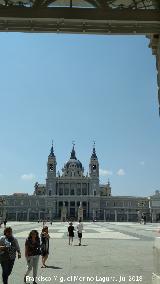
[24,230,41,284]
[68,222,75,245]
[3,220,7,229]
[0,227,21,284]
[41,226,50,268]
[77,220,83,246]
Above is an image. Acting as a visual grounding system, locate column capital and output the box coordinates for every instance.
[148,34,160,55]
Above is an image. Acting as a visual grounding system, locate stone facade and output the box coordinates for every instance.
[149,191,160,222]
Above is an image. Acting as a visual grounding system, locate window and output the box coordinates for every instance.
[49,164,53,171]
[59,201,63,207]
[70,189,75,195]
[64,188,69,195]
[82,188,87,195]
[77,188,81,195]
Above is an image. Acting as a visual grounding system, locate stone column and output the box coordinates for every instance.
[63,183,64,196]
[3,208,6,220]
[86,202,88,219]
[61,202,67,222]
[92,209,95,220]
[68,201,70,219]
[104,209,106,221]
[78,202,83,221]
[148,34,160,115]
[114,210,117,222]
[75,202,77,219]
[27,208,30,221]
[38,210,41,220]
[16,211,18,221]
[152,211,157,223]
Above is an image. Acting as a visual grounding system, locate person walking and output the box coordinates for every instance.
[40,226,50,268]
[0,227,21,284]
[3,220,7,229]
[68,222,75,245]
[24,230,41,284]
[77,220,83,246]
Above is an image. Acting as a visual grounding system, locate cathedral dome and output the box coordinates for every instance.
[65,145,82,170]
[66,159,82,169]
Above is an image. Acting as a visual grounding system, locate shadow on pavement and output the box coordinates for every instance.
[74,244,88,247]
[45,265,62,269]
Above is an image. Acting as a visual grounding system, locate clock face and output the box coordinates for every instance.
[92,165,96,170]
[49,164,53,171]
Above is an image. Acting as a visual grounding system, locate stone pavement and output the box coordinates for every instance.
[0,221,158,284]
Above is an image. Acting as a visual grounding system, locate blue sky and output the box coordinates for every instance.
[0,33,159,197]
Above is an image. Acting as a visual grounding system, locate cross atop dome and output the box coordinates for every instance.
[70,141,76,159]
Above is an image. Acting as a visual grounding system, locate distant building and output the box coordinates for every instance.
[0,143,156,222]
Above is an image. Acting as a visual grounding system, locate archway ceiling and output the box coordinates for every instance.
[0,0,159,9]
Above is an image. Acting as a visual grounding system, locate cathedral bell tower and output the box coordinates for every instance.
[46,142,57,196]
[89,142,99,196]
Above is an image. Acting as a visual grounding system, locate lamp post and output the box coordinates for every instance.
[148,197,152,223]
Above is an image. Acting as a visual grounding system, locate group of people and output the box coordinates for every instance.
[0,226,50,284]
[0,220,83,284]
[68,220,83,246]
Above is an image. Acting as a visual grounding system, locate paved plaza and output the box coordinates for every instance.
[0,221,158,284]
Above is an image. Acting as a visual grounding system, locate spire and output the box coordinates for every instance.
[49,140,55,157]
[70,141,77,159]
[91,141,97,158]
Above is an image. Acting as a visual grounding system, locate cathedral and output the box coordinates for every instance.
[0,143,154,222]
[34,143,111,219]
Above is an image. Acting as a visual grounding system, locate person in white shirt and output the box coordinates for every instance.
[77,220,83,246]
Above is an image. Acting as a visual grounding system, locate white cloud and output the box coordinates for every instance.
[21,173,35,181]
[140,161,145,166]
[116,169,126,176]
[99,169,113,176]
